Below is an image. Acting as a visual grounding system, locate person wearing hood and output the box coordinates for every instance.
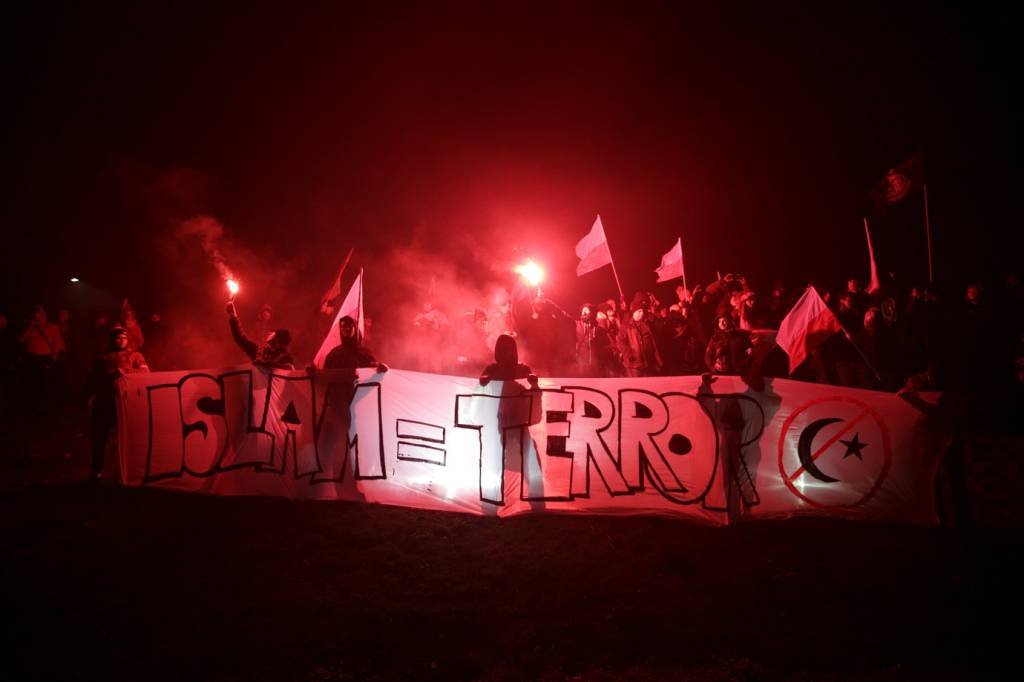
[704,314,752,375]
[227,301,295,370]
[84,325,150,481]
[480,333,539,388]
[575,303,614,377]
[619,303,663,377]
[322,315,388,376]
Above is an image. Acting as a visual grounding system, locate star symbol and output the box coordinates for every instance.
[839,433,868,460]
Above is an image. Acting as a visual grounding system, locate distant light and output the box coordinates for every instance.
[69,277,80,283]
[514,259,545,287]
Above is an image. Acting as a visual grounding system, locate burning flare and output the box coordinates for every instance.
[226,279,240,297]
[514,259,545,287]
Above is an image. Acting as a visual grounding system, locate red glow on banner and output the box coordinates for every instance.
[514,259,545,287]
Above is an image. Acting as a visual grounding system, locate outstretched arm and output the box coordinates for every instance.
[227,302,258,360]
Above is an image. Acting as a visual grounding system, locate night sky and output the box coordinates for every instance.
[5,2,1019,322]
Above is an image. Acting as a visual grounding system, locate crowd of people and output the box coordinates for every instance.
[387,272,1024,403]
[3,270,1022,476]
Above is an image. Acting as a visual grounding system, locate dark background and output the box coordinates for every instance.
[4,2,1018,352]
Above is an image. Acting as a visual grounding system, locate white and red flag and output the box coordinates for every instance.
[575,215,613,276]
[313,268,364,369]
[654,237,685,283]
[776,286,843,373]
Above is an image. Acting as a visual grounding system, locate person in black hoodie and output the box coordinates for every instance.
[480,333,538,388]
[322,315,388,378]
[704,314,752,375]
[227,301,295,370]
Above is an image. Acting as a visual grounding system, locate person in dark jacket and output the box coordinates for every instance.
[84,326,149,480]
[704,314,752,375]
[480,333,539,388]
[322,315,388,378]
[619,304,663,377]
[661,313,701,376]
[575,303,614,377]
[227,301,294,369]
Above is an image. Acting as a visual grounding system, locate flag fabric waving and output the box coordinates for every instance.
[313,268,364,368]
[776,286,843,373]
[654,238,684,283]
[870,151,924,211]
[319,248,354,315]
[575,215,613,276]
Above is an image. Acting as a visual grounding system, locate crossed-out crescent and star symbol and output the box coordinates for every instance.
[778,396,892,508]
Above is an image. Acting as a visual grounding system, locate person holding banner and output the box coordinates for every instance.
[704,314,752,376]
[322,315,388,378]
[226,301,295,370]
[85,325,149,481]
[480,333,538,388]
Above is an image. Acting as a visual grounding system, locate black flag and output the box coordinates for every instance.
[869,151,924,212]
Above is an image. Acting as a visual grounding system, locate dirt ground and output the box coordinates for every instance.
[2,404,1022,680]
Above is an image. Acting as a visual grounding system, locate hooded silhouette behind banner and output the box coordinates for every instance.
[479,334,538,387]
[322,315,386,380]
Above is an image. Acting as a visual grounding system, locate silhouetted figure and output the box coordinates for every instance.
[227,301,295,369]
[619,304,663,377]
[480,334,538,388]
[322,315,388,378]
[704,314,752,375]
[575,303,614,377]
[661,314,701,376]
[85,326,149,480]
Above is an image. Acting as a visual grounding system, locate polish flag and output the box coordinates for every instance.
[776,286,843,374]
[575,215,613,276]
[313,269,364,369]
[654,238,684,283]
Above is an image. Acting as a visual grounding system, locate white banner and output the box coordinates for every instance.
[117,368,945,524]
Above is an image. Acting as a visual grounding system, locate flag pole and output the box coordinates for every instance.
[863,217,880,294]
[839,326,883,385]
[321,246,354,312]
[923,183,934,283]
[357,267,365,336]
[335,246,354,285]
[679,236,689,295]
[604,227,627,305]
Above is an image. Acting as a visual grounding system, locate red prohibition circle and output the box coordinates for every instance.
[777,395,892,509]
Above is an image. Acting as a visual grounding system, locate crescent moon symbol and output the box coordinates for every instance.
[796,417,843,483]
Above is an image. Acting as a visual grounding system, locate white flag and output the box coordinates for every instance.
[654,238,684,283]
[575,215,613,276]
[313,269,364,369]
